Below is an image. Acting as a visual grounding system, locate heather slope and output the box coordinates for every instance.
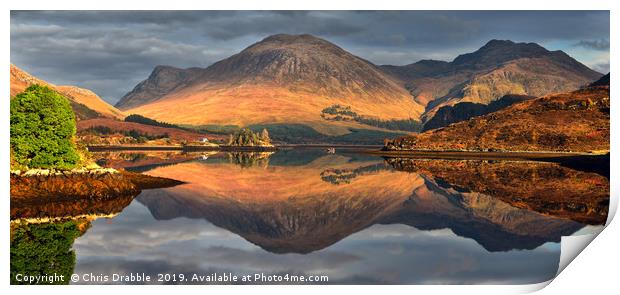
[422,94,534,131]
[384,85,610,153]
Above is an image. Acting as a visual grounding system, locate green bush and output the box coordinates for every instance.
[10,85,81,170]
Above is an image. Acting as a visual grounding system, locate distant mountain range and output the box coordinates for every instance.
[381,39,602,122]
[117,35,602,140]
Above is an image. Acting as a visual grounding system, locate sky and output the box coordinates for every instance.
[10,11,610,105]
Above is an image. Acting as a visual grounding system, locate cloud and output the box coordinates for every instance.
[10,11,610,104]
[593,62,610,74]
[574,39,610,50]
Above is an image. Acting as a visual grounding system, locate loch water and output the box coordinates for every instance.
[10,149,609,284]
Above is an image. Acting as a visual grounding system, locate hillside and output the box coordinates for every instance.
[10,64,125,120]
[590,73,610,87]
[77,118,225,145]
[381,40,603,122]
[384,85,610,153]
[119,34,425,138]
[422,94,534,131]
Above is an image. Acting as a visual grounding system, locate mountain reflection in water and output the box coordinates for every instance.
[12,150,609,284]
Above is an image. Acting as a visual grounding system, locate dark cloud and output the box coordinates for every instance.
[10,11,610,104]
[574,39,610,50]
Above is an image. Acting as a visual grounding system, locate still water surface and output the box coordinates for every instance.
[11,150,609,284]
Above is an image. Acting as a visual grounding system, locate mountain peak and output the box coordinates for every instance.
[243,33,345,56]
[260,33,322,43]
[481,39,516,48]
[116,65,205,109]
[201,32,400,94]
[453,40,549,68]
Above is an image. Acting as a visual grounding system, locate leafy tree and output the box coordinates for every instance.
[10,85,81,169]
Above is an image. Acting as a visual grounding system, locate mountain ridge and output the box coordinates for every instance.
[10,64,125,120]
[381,39,602,121]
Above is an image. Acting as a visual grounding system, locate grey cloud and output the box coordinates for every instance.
[11,11,610,104]
[593,62,610,74]
[574,39,610,50]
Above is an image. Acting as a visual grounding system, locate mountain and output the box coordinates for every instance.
[590,73,610,87]
[384,84,610,153]
[381,40,603,122]
[118,34,425,137]
[10,64,124,120]
[117,65,205,110]
[422,94,534,131]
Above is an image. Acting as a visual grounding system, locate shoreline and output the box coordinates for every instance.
[87,144,279,152]
[361,149,604,160]
[86,144,609,161]
[86,144,383,152]
[10,169,184,205]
